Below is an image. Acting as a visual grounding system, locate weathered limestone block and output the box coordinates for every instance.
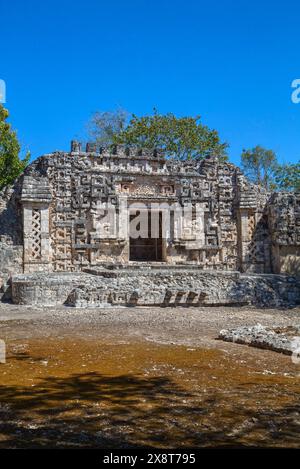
[66,286,112,308]
[12,273,94,306]
[219,324,300,355]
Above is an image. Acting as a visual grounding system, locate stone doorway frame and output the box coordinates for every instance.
[128,208,166,262]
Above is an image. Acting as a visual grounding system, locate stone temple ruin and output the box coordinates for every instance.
[0,141,299,307]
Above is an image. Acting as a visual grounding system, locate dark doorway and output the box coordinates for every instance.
[129,211,163,262]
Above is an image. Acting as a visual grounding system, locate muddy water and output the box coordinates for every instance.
[0,334,299,448]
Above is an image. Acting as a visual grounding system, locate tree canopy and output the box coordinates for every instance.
[0,105,30,190]
[89,109,228,160]
[241,145,300,192]
[274,162,300,191]
[88,111,299,190]
[88,109,128,147]
[241,145,277,190]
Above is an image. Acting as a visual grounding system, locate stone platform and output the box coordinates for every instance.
[10,265,300,308]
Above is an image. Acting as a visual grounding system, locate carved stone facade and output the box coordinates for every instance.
[0,141,299,307]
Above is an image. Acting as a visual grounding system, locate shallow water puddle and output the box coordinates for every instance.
[0,337,299,448]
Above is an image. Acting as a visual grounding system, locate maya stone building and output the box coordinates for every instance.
[0,142,299,307]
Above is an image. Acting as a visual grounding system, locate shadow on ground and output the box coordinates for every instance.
[0,371,299,448]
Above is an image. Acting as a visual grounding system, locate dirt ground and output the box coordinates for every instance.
[0,303,299,448]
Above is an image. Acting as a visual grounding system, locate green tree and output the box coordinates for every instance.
[241,145,277,190]
[274,162,300,191]
[88,108,128,146]
[0,105,30,190]
[114,110,228,160]
[89,109,228,160]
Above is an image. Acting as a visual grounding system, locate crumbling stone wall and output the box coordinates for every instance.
[269,192,300,275]
[0,183,23,286]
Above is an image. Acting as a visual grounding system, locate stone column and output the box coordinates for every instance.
[21,176,52,273]
[238,209,250,272]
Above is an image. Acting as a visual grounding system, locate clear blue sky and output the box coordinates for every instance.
[1,0,300,165]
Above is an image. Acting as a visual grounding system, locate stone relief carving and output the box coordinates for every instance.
[0,142,298,277]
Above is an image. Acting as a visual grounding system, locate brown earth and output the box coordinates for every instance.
[0,304,299,448]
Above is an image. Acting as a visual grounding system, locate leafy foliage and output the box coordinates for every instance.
[89,109,228,160]
[0,105,30,190]
[88,109,128,146]
[241,145,277,190]
[241,145,299,192]
[274,162,300,191]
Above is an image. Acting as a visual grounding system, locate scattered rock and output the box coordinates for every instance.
[218,324,300,355]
